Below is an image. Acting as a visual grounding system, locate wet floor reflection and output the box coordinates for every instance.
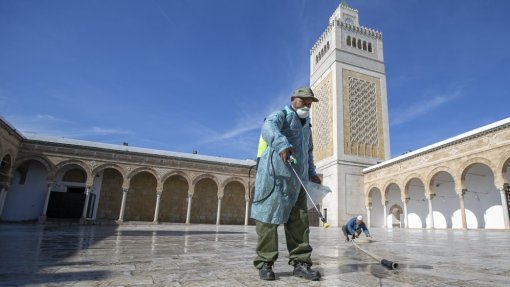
[1,224,507,286]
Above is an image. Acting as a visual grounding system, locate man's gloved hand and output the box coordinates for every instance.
[310,175,321,184]
[351,235,356,240]
[279,148,293,163]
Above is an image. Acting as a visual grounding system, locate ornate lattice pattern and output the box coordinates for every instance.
[312,73,333,161]
[349,77,378,146]
[343,72,383,159]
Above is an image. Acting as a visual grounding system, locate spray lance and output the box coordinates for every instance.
[288,155,330,229]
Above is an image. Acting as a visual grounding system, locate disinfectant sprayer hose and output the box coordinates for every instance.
[351,240,399,269]
[287,157,330,229]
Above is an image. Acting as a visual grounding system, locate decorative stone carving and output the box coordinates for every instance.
[343,69,384,159]
[312,73,334,161]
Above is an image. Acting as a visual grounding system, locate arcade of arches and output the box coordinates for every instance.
[363,119,510,230]
[0,119,255,225]
[1,117,510,230]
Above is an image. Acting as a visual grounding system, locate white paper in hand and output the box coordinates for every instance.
[303,181,332,209]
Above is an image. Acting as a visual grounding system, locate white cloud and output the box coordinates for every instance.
[391,87,462,126]
[85,126,132,136]
[5,114,132,138]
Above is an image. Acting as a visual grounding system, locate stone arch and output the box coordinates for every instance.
[389,203,403,227]
[53,160,91,182]
[127,167,159,182]
[0,153,13,183]
[2,157,50,221]
[495,152,510,186]
[459,157,496,182]
[159,172,190,223]
[124,169,158,222]
[220,180,246,225]
[367,186,384,228]
[459,159,500,229]
[92,164,126,180]
[94,166,125,221]
[403,173,425,199]
[190,175,219,224]
[162,170,192,189]
[384,182,403,228]
[427,166,456,190]
[192,173,219,188]
[13,155,54,178]
[382,179,400,202]
[221,176,247,199]
[221,176,247,191]
[366,184,381,206]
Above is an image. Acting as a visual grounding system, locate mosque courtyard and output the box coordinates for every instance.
[0,223,508,287]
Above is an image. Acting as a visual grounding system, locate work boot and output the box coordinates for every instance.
[259,262,275,280]
[293,262,321,281]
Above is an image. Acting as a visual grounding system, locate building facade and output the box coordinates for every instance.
[363,118,510,230]
[310,2,390,227]
[1,2,509,230]
[0,117,256,225]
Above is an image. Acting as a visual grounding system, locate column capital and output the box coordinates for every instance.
[497,184,510,193]
[456,188,467,196]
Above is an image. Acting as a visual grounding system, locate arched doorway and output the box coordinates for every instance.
[160,175,188,223]
[96,168,124,221]
[221,181,245,225]
[190,178,218,224]
[3,160,48,221]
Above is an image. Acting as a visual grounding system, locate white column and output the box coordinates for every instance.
[216,197,222,225]
[403,198,409,229]
[0,186,8,217]
[117,188,128,222]
[186,194,192,224]
[81,186,91,219]
[244,200,250,226]
[39,182,54,222]
[383,202,388,228]
[366,206,371,228]
[499,187,510,230]
[427,194,435,229]
[153,192,162,224]
[458,190,467,230]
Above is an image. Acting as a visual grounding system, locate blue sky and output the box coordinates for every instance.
[1,0,509,160]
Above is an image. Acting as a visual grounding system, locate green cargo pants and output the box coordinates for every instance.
[253,188,313,269]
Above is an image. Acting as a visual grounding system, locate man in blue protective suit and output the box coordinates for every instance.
[342,215,372,242]
[251,87,322,281]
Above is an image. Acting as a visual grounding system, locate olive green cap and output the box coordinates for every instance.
[292,87,319,102]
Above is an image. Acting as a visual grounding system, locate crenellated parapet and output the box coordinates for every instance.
[337,20,382,39]
[310,21,335,55]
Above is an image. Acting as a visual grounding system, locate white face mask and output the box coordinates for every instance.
[296,107,310,119]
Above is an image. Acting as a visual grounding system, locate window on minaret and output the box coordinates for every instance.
[346,36,351,46]
[352,37,356,48]
[368,43,373,53]
[363,41,367,51]
[357,39,362,49]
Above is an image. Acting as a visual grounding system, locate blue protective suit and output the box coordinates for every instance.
[251,105,317,224]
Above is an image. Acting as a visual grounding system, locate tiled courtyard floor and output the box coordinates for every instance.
[0,223,509,286]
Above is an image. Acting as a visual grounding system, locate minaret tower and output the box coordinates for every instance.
[310,1,390,227]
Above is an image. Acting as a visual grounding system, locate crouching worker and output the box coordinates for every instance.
[251,87,322,281]
[342,215,371,242]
